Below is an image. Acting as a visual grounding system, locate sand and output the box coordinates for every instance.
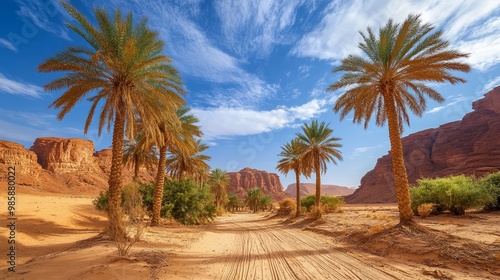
[1,193,499,279]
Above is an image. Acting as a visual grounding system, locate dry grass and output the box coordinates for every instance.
[417,203,434,218]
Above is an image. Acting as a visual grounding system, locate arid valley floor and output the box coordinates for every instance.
[1,192,499,279]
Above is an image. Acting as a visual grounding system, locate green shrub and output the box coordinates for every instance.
[300,195,316,212]
[225,193,241,212]
[300,194,344,213]
[320,195,344,213]
[478,172,500,211]
[94,179,216,225]
[411,175,493,215]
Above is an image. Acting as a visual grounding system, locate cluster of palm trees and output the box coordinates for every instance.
[279,15,470,225]
[40,0,470,237]
[277,120,343,218]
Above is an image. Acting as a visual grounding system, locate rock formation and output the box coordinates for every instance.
[284,183,355,198]
[0,137,156,195]
[347,86,500,203]
[30,137,100,173]
[227,168,288,200]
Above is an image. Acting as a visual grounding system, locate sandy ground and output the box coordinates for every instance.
[1,194,499,279]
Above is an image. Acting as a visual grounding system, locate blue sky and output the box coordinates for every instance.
[1,0,500,189]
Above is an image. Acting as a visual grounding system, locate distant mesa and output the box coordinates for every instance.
[227,168,289,201]
[347,85,500,204]
[0,137,155,195]
[284,183,355,197]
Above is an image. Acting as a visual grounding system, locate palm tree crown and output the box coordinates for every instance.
[327,14,470,225]
[277,138,306,217]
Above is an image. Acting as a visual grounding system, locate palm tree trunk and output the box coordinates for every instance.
[133,154,140,180]
[384,93,414,225]
[295,169,301,217]
[108,108,125,240]
[151,144,167,226]
[315,157,321,210]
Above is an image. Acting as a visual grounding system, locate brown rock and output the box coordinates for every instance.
[227,168,288,201]
[0,140,42,187]
[285,183,355,198]
[347,86,500,203]
[30,137,100,173]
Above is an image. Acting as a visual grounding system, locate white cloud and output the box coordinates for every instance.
[0,73,42,98]
[482,76,500,93]
[350,145,382,159]
[292,0,500,71]
[0,38,17,52]
[193,98,328,140]
[15,0,71,40]
[426,97,468,114]
[214,0,305,57]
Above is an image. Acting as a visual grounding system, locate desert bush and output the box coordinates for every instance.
[320,195,344,213]
[417,203,434,218]
[114,184,146,256]
[278,198,296,215]
[411,175,493,215]
[478,172,500,211]
[94,179,216,225]
[300,195,316,212]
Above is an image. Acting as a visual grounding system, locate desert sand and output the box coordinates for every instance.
[1,192,499,279]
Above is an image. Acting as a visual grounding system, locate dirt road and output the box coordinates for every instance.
[164,214,425,279]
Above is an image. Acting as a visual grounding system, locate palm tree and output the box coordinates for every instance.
[245,188,263,213]
[327,14,470,225]
[209,168,229,210]
[277,138,306,217]
[167,139,211,180]
[296,120,343,216]
[151,106,200,226]
[123,136,157,180]
[38,2,184,238]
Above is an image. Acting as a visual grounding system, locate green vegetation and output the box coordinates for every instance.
[226,194,242,212]
[410,175,493,215]
[94,179,216,225]
[479,172,500,211]
[300,195,344,213]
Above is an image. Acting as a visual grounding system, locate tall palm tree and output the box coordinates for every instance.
[151,106,200,226]
[209,168,229,210]
[296,120,343,216]
[327,14,470,225]
[277,138,307,217]
[38,2,184,237]
[245,188,263,213]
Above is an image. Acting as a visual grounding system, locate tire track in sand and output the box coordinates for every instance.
[213,214,415,280]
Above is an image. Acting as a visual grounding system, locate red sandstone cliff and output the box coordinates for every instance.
[227,168,288,200]
[0,137,155,195]
[347,86,500,203]
[284,183,355,197]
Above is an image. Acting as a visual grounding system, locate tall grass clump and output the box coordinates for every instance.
[300,194,344,214]
[411,175,493,215]
[478,172,500,211]
[278,198,296,215]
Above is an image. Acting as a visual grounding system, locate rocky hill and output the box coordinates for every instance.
[0,137,155,195]
[346,86,500,203]
[227,168,288,201]
[284,183,355,197]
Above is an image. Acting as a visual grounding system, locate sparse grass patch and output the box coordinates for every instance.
[417,203,434,218]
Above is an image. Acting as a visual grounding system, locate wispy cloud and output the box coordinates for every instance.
[350,145,383,159]
[214,0,306,58]
[292,0,500,71]
[15,0,72,40]
[0,73,43,98]
[426,97,468,114]
[481,76,500,94]
[0,38,17,52]
[193,98,327,140]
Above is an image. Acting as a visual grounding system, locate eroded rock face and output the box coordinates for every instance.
[284,183,355,197]
[30,137,100,173]
[0,140,42,187]
[347,86,500,203]
[227,168,288,200]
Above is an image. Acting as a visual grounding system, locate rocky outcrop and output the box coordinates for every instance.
[0,138,156,195]
[347,86,500,203]
[227,168,288,200]
[284,183,355,197]
[30,137,100,173]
